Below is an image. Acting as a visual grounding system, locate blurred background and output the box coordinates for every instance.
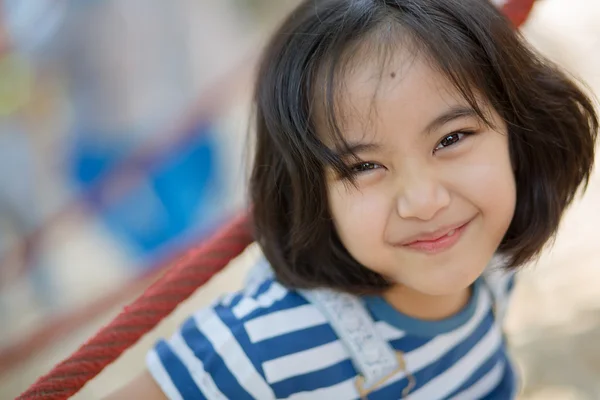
[0,0,598,399]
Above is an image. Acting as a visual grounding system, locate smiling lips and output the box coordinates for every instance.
[397,219,473,254]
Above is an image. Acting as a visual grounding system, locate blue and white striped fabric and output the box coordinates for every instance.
[147,265,518,399]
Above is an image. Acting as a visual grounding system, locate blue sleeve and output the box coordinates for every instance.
[146,302,275,400]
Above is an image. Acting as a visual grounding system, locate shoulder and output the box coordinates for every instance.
[146,278,348,399]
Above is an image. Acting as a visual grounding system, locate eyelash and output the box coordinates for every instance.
[433,130,474,153]
[349,162,381,174]
[345,130,475,177]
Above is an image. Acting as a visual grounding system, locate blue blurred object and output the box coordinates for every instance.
[69,122,223,264]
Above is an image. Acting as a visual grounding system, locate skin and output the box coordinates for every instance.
[325,49,517,320]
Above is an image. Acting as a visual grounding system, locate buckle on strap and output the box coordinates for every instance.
[300,289,401,391]
[355,352,416,399]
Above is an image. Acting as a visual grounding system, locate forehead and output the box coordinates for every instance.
[318,46,471,145]
[347,51,457,110]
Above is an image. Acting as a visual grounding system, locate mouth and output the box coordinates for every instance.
[395,218,474,254]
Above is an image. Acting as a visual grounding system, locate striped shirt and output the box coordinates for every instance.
[147,265,517,399]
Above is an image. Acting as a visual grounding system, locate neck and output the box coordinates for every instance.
[382,284,472,321]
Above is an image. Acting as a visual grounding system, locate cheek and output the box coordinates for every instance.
[446,134,516,224]
[455,162,514,206]
[328,185,390,246]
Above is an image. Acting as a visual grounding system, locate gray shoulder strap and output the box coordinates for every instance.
[245,255,399,389]
[244,254,273,290]
[299,288,399,390]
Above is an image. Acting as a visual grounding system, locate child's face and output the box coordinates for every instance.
[324,51,516,296]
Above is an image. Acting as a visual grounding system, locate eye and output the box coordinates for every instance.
[434,131,471,153]
[350,161,383,174]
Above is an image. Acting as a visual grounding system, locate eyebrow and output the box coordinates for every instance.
[333,142,382,159]
[423,106,479,135]
[332,106,479,158]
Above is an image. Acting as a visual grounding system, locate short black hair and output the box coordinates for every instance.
[250,0,598,293]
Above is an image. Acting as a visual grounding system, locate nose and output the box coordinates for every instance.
[396,171,451,221]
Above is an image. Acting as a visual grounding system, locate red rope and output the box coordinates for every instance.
[0,263,164,377]
[16,212,253,400]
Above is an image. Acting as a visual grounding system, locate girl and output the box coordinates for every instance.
[108,0,598,398]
